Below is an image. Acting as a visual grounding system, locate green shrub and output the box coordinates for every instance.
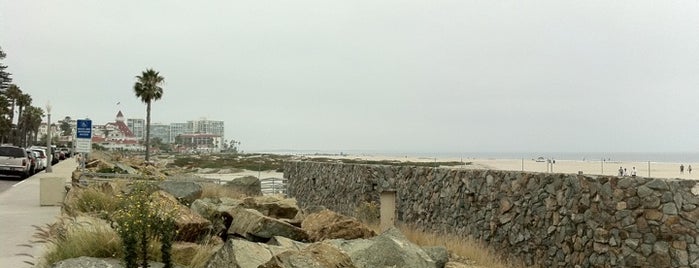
[109,182,177,268]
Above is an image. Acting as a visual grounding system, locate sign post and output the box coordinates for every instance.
[75,119,92,169]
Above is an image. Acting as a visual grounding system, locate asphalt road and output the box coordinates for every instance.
[0,177,21,193]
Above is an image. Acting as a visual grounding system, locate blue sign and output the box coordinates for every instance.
[76,119,92,139]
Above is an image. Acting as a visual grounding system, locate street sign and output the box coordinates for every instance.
[76,119,92,153]
[75,139,92,153]
[76,119,92,139]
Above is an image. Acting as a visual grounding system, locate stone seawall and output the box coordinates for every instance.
[284,161,699,267]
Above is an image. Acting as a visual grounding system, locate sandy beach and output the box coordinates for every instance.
[312,154,698,180]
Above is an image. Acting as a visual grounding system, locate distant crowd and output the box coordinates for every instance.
[617,164,693,177]
[618,166,637,177]
[681,164,692,174]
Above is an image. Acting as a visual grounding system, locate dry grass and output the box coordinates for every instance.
[184,239,224,268]
[396,224,522,268]
[352,202,521,268]
[34,216,122,267]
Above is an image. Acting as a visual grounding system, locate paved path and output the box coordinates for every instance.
[0,160,76,268]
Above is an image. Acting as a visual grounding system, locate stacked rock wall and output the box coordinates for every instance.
[284,161,699,267]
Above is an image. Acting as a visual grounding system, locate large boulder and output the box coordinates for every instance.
[302,209,376,242]
[226,176,262,196]
[150,191,212,242]
[327,227,438,268]
[159,181,203,204]
[51,257,184,268]
[423,246,449,268]
[268,236,309,251]
[226,207,309,242]
[241,196,299,219]
[205,239,298,268]
[260,242,356,268]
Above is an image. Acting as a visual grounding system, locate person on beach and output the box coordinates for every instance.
[623,168,628,176]
[631,167,637,177]
[681,164,685,174]
[618,166,624,176]
[690,165,693,174]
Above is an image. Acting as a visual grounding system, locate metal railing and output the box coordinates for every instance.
[260,177,287,196]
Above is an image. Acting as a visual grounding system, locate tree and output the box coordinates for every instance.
[5,84,21,125]
[0,94,11,143]
[16,93,32,146]
[60,120,72,136]
[0,46,11,91]
[20,106,43,146]
[133,69,164,163]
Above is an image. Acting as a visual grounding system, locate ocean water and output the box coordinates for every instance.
[259,150,699,164]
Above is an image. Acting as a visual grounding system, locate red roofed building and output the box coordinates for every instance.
[92,111,144,151]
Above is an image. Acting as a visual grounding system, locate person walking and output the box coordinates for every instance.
[681,164,685,174]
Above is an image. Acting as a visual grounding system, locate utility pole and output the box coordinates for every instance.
[45,102,52,173]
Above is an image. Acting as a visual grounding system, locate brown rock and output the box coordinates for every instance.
[260,242,356,268]
[227,207,309,242]
[644,209,664,221]
[500,198,513,213]
[150,191,212,242]
[301,209,376,242]
[241,196,300,219]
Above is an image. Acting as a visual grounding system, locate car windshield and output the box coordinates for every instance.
[0,147,26,157]
[32,150,46,157]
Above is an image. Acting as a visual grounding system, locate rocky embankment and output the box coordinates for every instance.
[50,173,467,268]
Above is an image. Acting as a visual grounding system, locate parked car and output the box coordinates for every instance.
[51,150,60,165]
[59,147,72,158]
[30,148,48,171]
[26,150,37,175]
[0,145,31,179]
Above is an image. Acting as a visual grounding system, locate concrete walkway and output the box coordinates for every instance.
[0,159,76,268]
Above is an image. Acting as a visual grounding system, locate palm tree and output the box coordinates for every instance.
[16,93,32,146]
[5,84,21,125]
[0,94,11,143]
[133,68,164,163]
[20,106,43,146]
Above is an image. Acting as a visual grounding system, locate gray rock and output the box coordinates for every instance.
[654,241,670,255]
[226,207,309,242]
[260,242,356,268]
[423,246,449,268]
[268,236,309,251]
[662,203,679,215]
[51,257,183,268]
[205,239,297,268]
[226,176,262,196]
[159,181,203,204]
[637,186,654,198]
[327,227,437,268]
[646,179,670,190]
[190,198,222,219]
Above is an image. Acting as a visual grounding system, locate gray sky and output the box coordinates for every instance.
[1,1,698,153]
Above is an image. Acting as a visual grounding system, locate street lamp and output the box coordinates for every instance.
[46,102,52,173]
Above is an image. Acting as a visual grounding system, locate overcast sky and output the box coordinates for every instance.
[1,1,698,153]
